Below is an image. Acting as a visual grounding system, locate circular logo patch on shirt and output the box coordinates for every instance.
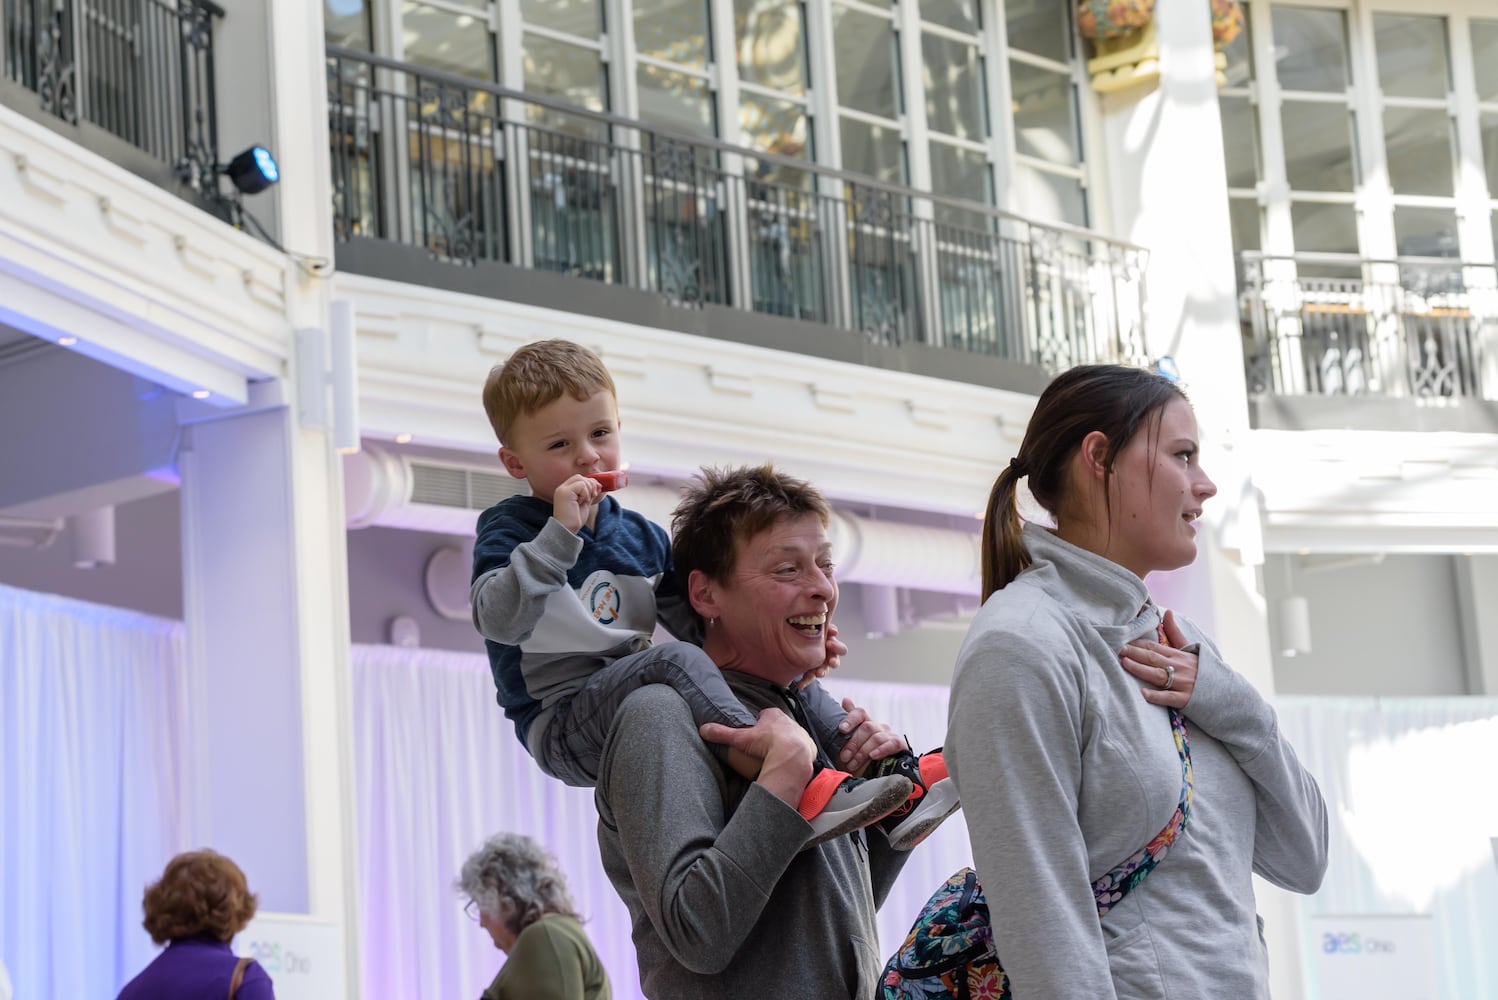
[588,580,622,624]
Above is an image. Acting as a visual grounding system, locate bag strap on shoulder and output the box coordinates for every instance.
[228,956,253,1000]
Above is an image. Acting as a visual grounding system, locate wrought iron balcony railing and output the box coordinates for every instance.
[3,0,223,191]
[326,46,1149,374]
[1239,253,1497,401]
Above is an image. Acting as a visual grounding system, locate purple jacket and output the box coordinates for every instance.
[116,938,275,1000]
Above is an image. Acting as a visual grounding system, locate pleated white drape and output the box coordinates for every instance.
[1278,697,1498,1000]
[0,583,191,999]
[351,643,974,1000]
[19,585,1494,1000]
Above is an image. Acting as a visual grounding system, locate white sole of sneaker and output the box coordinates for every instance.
[804,775,913,848]
[884,777,962,851]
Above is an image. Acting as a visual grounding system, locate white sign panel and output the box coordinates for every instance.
[233,913,345,1000]
[1308,914,1436,1000]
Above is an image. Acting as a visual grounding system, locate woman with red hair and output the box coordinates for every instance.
[116,850,274,1000]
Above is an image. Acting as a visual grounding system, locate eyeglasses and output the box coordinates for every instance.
[463,899,481,922]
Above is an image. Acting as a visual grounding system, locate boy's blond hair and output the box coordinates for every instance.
[483,339,617,443]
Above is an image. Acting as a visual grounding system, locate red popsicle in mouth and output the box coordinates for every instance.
[588,470,629,491]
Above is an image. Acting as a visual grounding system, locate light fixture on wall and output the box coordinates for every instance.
[70,506,116,569]
[1278,595,1312,657]
[388,615,421,648]
[862,584,901,639]
[1277,554,1311,657]
[222,145,279,196]
[296,299,361,454]
[425,544,473,622]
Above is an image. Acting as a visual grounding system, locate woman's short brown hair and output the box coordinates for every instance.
[671,463,831,594]
[141,850,259,945]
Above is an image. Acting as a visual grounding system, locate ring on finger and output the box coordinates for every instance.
[1162,663,1175,691]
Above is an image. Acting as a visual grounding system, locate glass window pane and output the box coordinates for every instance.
[1290,201,1358,254]
[1220,9,1252,88]
[929,141,989,204]
[740,93,808,159]
[734,0,807,95]
[1384,107,1454,197]
[1271,7,1348,93]
[1011,62,1077,166]
[635,0,710,68]
[637,64,715,136]
[840,116,905,184]
[523,35,606,113]
[1281,102,1356,192]
[921,0,978,34]
[1006,1,1069,63]
[923,35,986,140]
[1220,95,1259,189]
[833,6,899,118]
[1229,197,1261,252]
[742,94,810,189]
[325,0,370,48]
[1474,21,1498,103]
[1393,206,1458,258]
[1015,164,1086,227]
[401,2,493,81]
[1482,112,1498,199]
[521,0,602,38]
[1372,14,1449,100]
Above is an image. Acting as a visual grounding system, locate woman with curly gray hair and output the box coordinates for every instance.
[457,832,610,1000]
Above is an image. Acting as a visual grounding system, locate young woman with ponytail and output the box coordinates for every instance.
[945,364,1327,999]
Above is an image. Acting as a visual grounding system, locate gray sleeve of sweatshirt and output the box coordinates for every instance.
[469,518,583,645]
[598,685,808,974]
[946,617,1120,999]
[1180,627,1330,893]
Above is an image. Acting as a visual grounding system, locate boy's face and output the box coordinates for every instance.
[499,390,622,502]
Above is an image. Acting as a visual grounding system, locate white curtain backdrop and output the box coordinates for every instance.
[0,583,191,999]
[25,586,1495,1000]
[1278,696,1498,1000]
[351,643,974,1000]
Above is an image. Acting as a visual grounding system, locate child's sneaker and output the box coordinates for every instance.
[869,749,961,851]
[797,767,912,847]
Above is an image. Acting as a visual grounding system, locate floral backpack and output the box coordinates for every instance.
[879,708,1194,1000]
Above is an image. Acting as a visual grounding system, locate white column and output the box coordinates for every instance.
[1095,2,1305,998]
[179,388,357,999]
[271,1,362,994]
[1456,554,1498,696]
[184,1,361,994]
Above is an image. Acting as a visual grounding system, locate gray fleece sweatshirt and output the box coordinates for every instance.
[947,523,1327,1000]
[595,674,910,1000]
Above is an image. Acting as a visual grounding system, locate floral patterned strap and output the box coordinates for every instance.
[1091,708,1194,917]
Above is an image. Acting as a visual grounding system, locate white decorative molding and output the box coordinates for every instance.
[595,346,646,380]
[812,385,857,413]
[174,235,218,279]
[0,106,294,390]
[242,269,285,311]
[12,153,67,204]
[908,401,951,431]
[707,366,754,396]
[1251,428,1498,553]
[98,197,150,246]
[333,272,1039,519]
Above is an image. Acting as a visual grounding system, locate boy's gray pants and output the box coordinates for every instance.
[529,640,850,788]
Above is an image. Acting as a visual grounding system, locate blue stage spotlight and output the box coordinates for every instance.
[223,145,279,195]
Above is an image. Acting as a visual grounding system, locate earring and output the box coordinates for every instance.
[707,617,718,628]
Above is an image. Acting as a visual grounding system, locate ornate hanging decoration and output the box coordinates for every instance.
[1076,1,1246,94]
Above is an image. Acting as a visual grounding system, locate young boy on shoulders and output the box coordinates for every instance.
[471,338,960,846]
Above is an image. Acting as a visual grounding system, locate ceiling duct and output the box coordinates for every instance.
[344,446,982,595]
